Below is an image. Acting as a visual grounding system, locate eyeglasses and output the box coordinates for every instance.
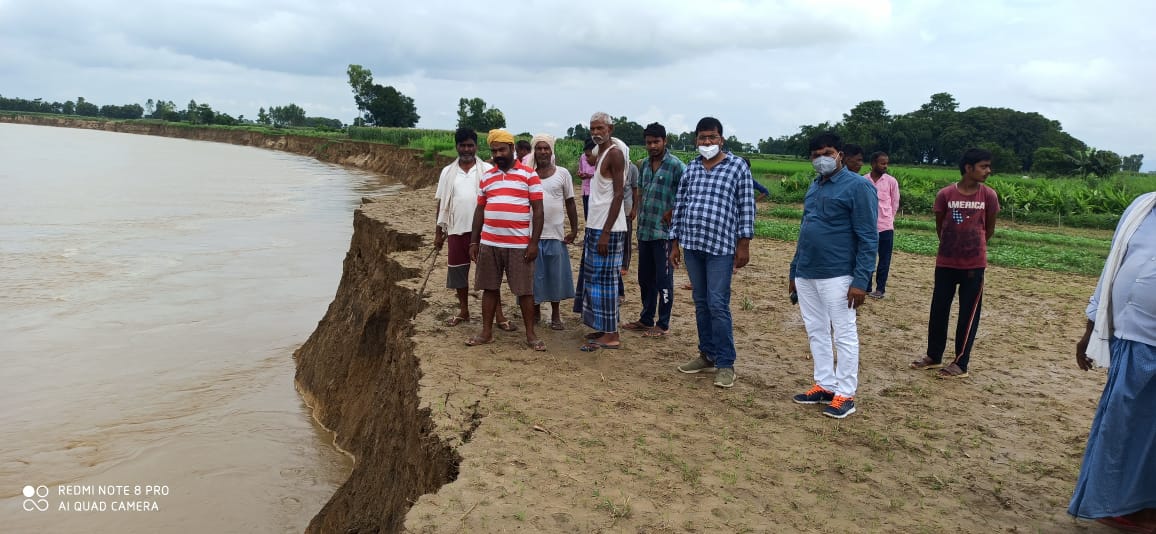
[696,134,721,142]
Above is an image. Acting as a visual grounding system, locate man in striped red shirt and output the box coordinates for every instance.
[466,129,547,351]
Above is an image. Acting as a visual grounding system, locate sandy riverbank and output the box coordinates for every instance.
[300,184,1115,533]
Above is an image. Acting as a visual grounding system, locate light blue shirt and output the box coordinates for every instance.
[1087,198,1156,347]
[790,167,879,289]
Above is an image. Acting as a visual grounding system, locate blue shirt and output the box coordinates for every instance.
[790,167,879,289]
[752,178,770,198]
[669,152,755,256]
[1087,194,1156,347]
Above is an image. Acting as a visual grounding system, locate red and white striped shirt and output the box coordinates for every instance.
[477,161,543,248]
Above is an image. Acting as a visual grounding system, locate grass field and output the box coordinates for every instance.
[344,125,1136,276]
[757,205,1113,275]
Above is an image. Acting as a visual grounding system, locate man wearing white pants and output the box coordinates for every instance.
[789,132,878,419]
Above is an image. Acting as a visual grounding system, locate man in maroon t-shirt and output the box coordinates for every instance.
[911,148,1000,378]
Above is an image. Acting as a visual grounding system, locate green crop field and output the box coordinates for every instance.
[758,206,1113,275]
[359,122,1137,275]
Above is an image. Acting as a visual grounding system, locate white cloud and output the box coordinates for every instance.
[1,0,1154,169]
[1013,59,1123,103]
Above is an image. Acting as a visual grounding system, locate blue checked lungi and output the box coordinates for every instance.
[575,228,624,332]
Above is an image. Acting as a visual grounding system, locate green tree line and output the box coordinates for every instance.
[755,93,1142,177]
[7,80,1144,178]
[1,94,345,130]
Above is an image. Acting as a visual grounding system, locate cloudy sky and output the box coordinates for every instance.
[2,0,1152,169]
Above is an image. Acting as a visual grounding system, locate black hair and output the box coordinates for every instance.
[808,131,843,153]
[516,139,532,150]
[959,148,993,175]
[454,128,477,145]
[583,138,595,151]
[694,117,724,137]
[869,151,889,164]
[843,144,864,158]
[643,122,667,138]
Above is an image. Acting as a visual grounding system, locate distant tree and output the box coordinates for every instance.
[154,100,179,122]
[99,103,144,120]
[758,135,791,155]
[841,100,892,154]
[610,116,645,146]
[786,122,837,157]
[195,102,221,124]
[62,100,75,115]
[346,64,419,127]
[566,123,590,140]
[214,112,237,126]
[257,107,271,125]
[1031,147,1074,176]
[456,97,506,132]
[269,103,307,127]
[1095,150,1122,177]
[724,135,754,154]
[75,97,99,116]
[303,116,344,130]
[921,92,959,115]
[186,100,200,123]
[671,131,696,152]
[902,92,959,164]
[145,99,155,118]
[347,64,373,101]
[363,85,419,127]
[1121,154,1144,173]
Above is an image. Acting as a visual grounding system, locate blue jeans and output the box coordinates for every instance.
[867,230,894,293]
[683,249,736,368]
[636,240,673,330]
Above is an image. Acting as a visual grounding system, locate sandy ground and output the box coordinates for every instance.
[383,186,1117,533]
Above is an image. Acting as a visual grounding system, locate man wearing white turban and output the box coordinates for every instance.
[528,133,578,329]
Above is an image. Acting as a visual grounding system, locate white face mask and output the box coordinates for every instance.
[812,155,838,176]
[698,145,720,160]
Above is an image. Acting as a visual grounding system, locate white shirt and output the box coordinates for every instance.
[537,167,574,241]
[435,159,492,236]
[587,141,629,233]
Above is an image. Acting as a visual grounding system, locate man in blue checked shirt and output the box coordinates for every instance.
[669,117,755,389]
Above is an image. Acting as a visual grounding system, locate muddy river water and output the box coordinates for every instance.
[0,123,394,532]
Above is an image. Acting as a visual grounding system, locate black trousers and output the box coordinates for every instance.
[926,267,985,371]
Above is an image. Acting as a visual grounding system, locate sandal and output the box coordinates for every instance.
[935,363,969,379]
[642,327,669,338]
[465,335,493,347]
[527,339,547,352]
[549,321,565,331]
[620,321,648,332]
[446,315,470,327]
[497,320,518,332]
[910,356,944,370]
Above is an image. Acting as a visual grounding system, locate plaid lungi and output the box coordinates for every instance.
[577,228,625,332]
